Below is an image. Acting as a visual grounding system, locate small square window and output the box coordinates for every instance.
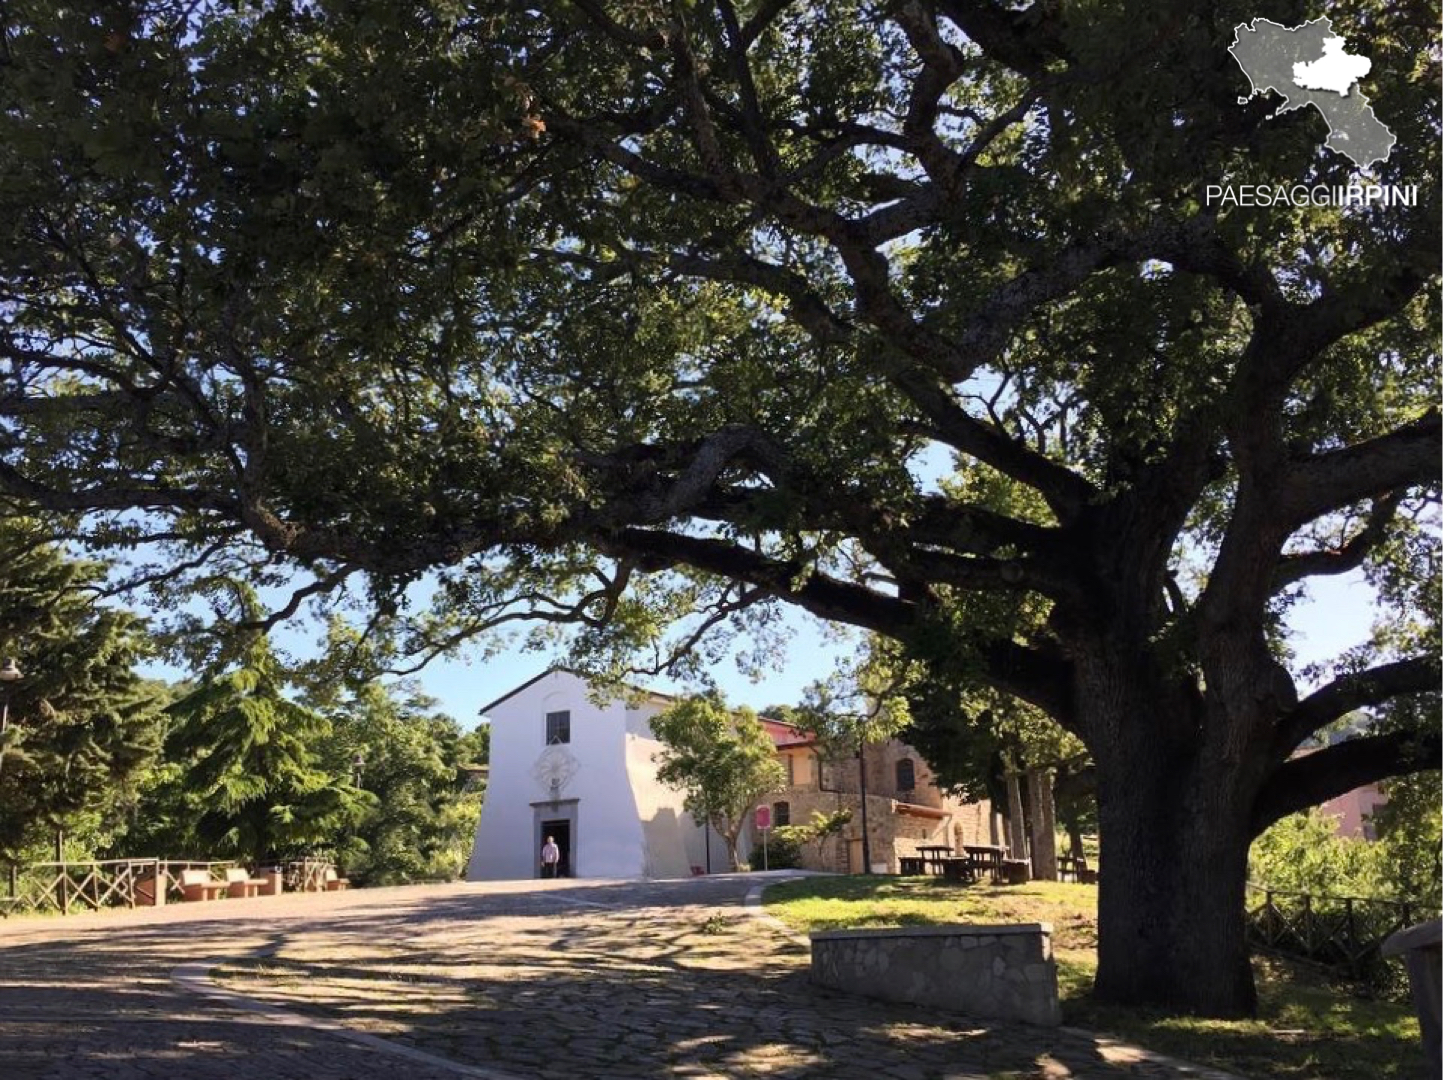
[545,710,571,745]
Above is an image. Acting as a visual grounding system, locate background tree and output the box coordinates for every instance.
[652,693,786,871]
[1370,773,1442,913]
[0,0,1436,1015]
[317,680,487,885]
[1248,809,1395,901]
[0,520,165,862]
[159,610,371,864]
[775,807,852,868]
[907,666,1091,878]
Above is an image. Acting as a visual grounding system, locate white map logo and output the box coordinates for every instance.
[1230,17,1394,168]
[1291,36,1371,95]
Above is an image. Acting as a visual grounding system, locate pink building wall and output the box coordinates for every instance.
[1320,784,1387,840]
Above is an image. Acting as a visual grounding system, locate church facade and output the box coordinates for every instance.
[465,669,713,881]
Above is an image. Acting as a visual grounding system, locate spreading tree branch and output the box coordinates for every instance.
[599,526,916,637]
[1274,655,1441,758]
[1281,411,1441,531]
[1271,492,1403,593]
[1252,728,1441,836]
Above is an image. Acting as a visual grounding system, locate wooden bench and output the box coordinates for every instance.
[1001,858,1031,885]
[323,867,350,891]
[179,869,226,902]
[256,868,284,896]
[1059,855,1098,884]
[225,867,266,899]
[941,858,976,884]
[963,845,1006,884]
[898,856,925,875]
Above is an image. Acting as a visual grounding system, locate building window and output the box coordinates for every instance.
[896,758,916,792]
[545,710,571,745]
[783,754,794,786]
[773,801,791,827]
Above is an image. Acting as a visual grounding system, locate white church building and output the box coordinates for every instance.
[465,669,717,881]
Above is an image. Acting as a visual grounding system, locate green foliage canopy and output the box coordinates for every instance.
[1249,809,1396,901]
[652,693,786,871]
[318,680,487,885]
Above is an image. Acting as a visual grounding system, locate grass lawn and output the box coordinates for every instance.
[764,875,1424,1080]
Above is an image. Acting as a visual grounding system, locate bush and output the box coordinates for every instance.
[748,831,802,870]
[1371,773,1442,912]
[1249,809,1393,898]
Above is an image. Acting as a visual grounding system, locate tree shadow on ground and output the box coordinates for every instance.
[0,877,1227,1079]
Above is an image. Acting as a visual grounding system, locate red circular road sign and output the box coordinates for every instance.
[755,806,771,830]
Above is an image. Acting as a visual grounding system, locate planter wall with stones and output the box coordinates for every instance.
[810,923,1061,1026]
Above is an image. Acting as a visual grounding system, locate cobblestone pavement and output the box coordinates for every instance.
[0,874,1237,1080]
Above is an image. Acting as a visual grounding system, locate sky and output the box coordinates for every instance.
[225,565,1375,729]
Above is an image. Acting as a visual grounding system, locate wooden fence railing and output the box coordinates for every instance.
[286,856,335,893]
[4,859,236,915]
[1245,882,1416,986]
[3,856,342,916]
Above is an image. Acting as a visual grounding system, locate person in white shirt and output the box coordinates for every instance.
[540,836,561,879]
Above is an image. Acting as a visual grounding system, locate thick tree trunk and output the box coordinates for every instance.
[722,822,745,872]
[1062,622,1267,1018]
[1059,805,1086,860]
[1004,771,1028,861]
[1090,742,1258,1016]
[1026,767,1058,881]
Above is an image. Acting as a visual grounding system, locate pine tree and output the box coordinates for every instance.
[0,520,165,860]
[163,604,370,863]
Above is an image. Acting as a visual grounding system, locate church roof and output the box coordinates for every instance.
[759,716,816,748]
[477,667,677,717]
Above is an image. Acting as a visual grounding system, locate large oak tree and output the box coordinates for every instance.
[0,1,1437,1014]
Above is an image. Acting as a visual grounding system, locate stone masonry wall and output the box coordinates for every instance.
[818,740,956,808]
[759,742,1000,873]
[810,924,1061,1026]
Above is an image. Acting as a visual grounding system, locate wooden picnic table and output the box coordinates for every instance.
[916,845,954,875]
[964,844,1008,883]
[940,857,975,884]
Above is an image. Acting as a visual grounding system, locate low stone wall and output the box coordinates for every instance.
[810,923,1061,1026]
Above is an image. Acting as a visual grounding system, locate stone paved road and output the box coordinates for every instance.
[0,874,1235,1080]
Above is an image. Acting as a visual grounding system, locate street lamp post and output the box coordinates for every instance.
[351,752,366,787]
[857,733,872,874]
[0,658,23,777]
[703,803,712,874]
[0,659,21,896]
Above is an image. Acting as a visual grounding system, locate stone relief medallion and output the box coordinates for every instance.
[531,745,580,799]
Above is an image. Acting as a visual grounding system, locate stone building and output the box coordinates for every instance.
[465,668,999,881]
[755,717,1001,873]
